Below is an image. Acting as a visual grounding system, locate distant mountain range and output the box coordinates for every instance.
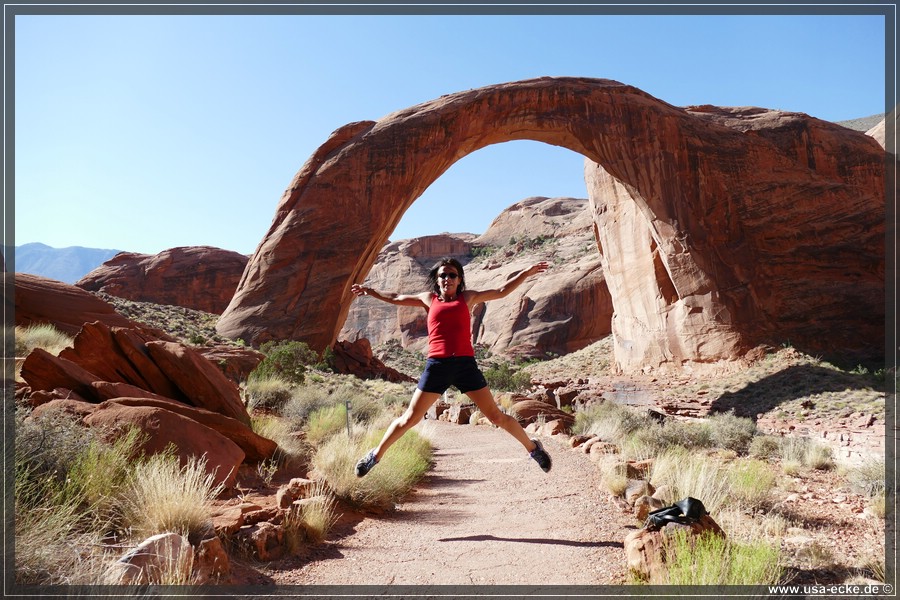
[13,242,123,284]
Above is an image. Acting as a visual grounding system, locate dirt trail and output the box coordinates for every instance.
[269,420,633,586]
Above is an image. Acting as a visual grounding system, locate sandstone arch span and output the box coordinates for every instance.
[217,77,884,371]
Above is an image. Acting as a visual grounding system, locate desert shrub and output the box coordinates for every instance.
[15,407,96,489]
[483,362,532,392]
[251,340,319,385]
[63,426,145,525]
[117,453,224,541]
[251,414,309,468]
[245,375,294,412]
[313,427,432,509]
[14,408,140,585]
[14,477,107,585]
[846,457,885,497]
[660,529,783,585]
[780,436,834,471]
[283,384,335,423]
[649,448,732,515]
[707,412,758,454]
[15,323,73,357]
[727,458,777,510]
[572,401,650,441]
[749,435,782,460]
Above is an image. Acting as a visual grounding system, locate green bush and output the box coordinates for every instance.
[250,340,319,385]
[707,411,758,454]
[661,530,783,585]
[483,362,532,392]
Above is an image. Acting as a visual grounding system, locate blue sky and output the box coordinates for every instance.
[13,10,888,256]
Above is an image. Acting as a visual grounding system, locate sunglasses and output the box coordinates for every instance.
[438,272,459,280]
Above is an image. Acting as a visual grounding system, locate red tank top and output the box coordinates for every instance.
[427,294,475,358]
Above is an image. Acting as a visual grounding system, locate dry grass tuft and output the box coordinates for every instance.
[117,453,224,540]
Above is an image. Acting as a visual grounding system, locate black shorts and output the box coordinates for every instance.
[417,356,488,395]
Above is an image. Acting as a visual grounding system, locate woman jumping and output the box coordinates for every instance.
[350,256,552,477]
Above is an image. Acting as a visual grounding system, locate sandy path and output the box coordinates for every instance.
[269,420,632,586]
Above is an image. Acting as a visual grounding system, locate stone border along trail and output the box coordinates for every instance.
[267,419,633,586]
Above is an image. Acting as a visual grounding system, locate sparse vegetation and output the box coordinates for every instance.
[251,340,319,385]
[312,426,432,509]
[15,323,73,356]
[117,452,224,541]
[244,374,294,412]
[659,530,783,586]
[483,361,532,392]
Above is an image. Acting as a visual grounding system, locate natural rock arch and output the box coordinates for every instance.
[217,76,884,371]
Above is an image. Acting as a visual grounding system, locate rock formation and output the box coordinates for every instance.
[587,105,885,371]
[77,246,248,314]
[14,275,275,486]
[217,77,884,372]
[339,196,612,359]
[14,272,137,336]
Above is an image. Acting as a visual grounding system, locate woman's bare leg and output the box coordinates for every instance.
[371,388,442,461]
[464,386,536,452]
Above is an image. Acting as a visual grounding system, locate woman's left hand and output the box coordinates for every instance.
[528,261,550,276]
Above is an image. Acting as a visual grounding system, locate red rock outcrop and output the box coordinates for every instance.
[330,338,414,383]
[587,105,884,372]
[218,77,884,372]
[76,246,248,314]
[14,272,136,335]
[340,197,612,359]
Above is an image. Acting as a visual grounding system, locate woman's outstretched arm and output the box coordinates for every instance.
[351,284,431,308]
[464,261,550,305]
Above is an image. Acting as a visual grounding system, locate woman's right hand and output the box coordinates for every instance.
[351,284,369,297]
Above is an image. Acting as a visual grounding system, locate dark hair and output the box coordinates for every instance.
[427,257,466,295]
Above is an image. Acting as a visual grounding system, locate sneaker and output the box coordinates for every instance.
[529,439,552,472]
[355,449,378,477]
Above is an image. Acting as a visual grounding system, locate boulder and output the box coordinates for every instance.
[76,246,248,314]
[330,338,414,383]
[59,321,183,399]
[196,345,265,384]
[193,535,230,583]
[13,272,134,336]
[623,515,726,582]
[144,341,250,426]
[509,398,575,428]
[107,532,193,585]
[83,403,245,487]
[216,77,883,373]
[624,479,656,506]
[447,403,475,425]
[235,521,284,561]
[106,397,276,462]
[275,478,317,509]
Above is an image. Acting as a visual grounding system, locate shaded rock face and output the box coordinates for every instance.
[218,77,884,372]
[77,246,248,314]
[587,105,885,372]
[340,197,611,359]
